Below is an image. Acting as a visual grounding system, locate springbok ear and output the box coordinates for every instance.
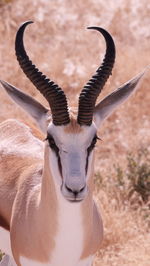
[93,70,146,128]
[0,80,49,133]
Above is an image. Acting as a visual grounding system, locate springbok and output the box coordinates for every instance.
[0,21,146,266]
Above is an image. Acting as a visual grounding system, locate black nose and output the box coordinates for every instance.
[65,184,85,196]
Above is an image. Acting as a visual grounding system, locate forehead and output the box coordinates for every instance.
[47,118,97,144]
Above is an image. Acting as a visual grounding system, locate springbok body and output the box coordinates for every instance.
[0,22,145,266]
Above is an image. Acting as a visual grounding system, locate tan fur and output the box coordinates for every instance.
[22,120,45,140]
[64,114,83,134]
[0,214,10,231]
[0,120,41,226]
[0,119,58,264]
[11,144,58,265]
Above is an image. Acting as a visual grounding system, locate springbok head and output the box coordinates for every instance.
[1,21,144,202]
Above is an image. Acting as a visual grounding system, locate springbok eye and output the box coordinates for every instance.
[46,134,59,154]
[46,134,62,176]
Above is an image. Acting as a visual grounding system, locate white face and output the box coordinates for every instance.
[46,121,98,202]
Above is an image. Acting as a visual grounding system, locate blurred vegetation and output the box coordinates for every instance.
[116,148,150,204]
[0,250,4,261]
[94,147,150,226]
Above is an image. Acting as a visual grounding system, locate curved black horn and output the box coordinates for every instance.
[77,27,116,126]
[15,21,70,126]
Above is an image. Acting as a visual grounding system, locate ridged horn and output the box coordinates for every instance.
[15,21,70,126]
[77,27,116,126]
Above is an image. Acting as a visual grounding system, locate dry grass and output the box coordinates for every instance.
[0,0,150,265]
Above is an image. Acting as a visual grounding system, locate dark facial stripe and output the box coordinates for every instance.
[86,135,98,173]
[85,154,89,174]
[57,154,62,178]
[0,214,10,231]
[46,134,62,177]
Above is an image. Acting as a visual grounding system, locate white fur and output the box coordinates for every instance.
[50,194,83,266]
[20,256,93,266]
[0,255,16,266]
[20,185,92,266]
[0,228,12,257]
[0,228,17,265]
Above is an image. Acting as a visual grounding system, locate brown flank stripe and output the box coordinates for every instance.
[0,214,10,231]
